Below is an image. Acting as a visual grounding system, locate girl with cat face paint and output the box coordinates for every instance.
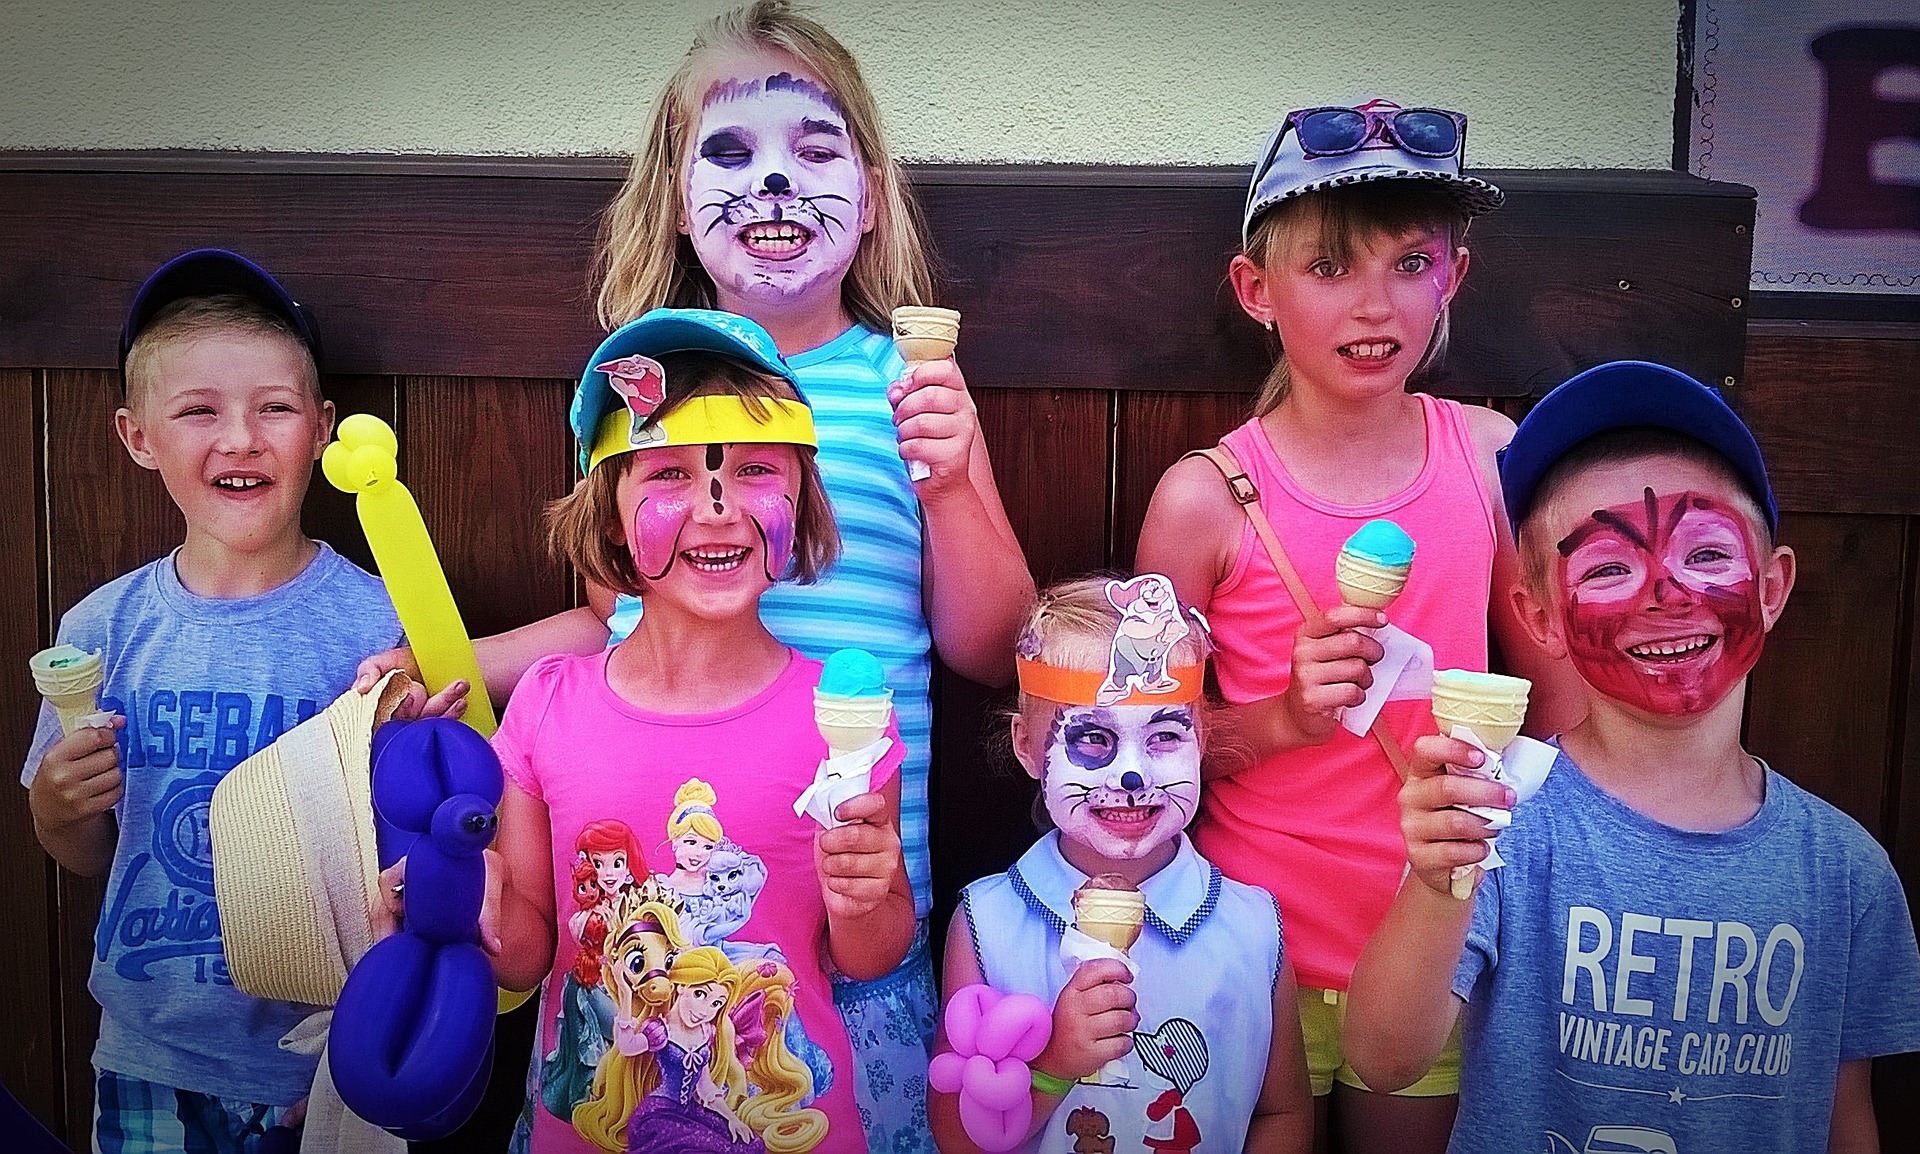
[931,577,1313,1154]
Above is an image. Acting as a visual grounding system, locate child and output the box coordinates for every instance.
[1343,360,1920,1151]
[931,576,1313,1153]
[360,7,1032,1143]
[484,307,916,1153]
[19,249,406,1152]
[1134,100,1578,1151]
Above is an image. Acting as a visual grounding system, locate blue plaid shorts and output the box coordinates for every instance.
[92,1069,295,1154]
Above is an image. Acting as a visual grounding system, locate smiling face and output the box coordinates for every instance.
[671,979,730,1031]
[673,829,718,873]
[682,47,872,318]
[1026,703,1202,864]
[1539,457,1776,718]
[588,848,633,898]
[614,438,801,617]
[118,331,332,559]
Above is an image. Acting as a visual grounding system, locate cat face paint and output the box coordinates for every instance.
[1039,704,1201,861]
[625,442,799,582]
[1557,487,1764,716]
[685,67,868,311]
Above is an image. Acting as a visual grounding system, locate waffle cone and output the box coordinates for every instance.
[1335,552,1411,610]
[1073,886,1145,952]
[891,306,960,363]
[815,690,892,757]
[1430,670,1531,752]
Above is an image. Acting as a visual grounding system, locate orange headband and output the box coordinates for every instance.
[1015,657,1205,707]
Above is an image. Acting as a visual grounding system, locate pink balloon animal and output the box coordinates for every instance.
[928,983,1054,1152]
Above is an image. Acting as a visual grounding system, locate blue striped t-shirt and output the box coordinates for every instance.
[610,324,935,915]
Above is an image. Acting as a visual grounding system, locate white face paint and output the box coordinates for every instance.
[1039,703,1201,862]
[684,65,868,314]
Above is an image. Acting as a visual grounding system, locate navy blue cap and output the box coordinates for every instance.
[570,307,801,473]
[119,249,321,371]
[1498,360,1778,533]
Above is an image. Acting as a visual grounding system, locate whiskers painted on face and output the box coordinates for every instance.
[795,194,851,239]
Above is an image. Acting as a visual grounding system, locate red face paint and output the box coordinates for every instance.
[1557,488,1764,716]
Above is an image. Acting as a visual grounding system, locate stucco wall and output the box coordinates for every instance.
[1,0,1676,167]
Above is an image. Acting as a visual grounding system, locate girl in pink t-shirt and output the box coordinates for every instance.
[1135,101,1577,1154]
[486,307,914,1154]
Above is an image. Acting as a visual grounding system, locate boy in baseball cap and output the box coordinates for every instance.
[23,249,403,1151]
[1343,360,1920,1152]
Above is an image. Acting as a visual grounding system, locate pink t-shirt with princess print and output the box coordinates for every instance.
[494,648,899,1154]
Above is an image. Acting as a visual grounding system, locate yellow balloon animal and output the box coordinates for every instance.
[323,414,529,1013]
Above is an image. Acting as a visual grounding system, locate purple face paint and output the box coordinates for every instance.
[685,70,867,313]
[1039,704,1201,863]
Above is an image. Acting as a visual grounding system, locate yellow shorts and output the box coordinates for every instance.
[1298,986,1461,1097]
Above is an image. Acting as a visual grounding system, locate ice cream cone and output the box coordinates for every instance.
[1336,520,1415,611]
[1072,874,1145,952]
[814,691,894,758]
[31,645,105,735]
[1431,670,1531,897]
[889,306,960,364]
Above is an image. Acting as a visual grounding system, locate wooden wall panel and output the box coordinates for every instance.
[1742,331,1920,515]
[0,370,60,1134]
[401,378,576,640]
[304,375,395,573]
[1111,390,1251,568]
[1744,513,1905,835]
[931,389,1110,926]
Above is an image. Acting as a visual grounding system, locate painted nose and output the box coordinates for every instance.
[762,171,791,196]
[1120,770,1145,792]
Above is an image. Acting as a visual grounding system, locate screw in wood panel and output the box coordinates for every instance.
[1731,297,1743,309]
[1617,279,1632,290]
[1735,224,1748,235]
[1722,376,1736,387]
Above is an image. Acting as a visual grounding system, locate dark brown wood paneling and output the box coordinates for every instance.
[0,370,60,1135]
[2,158,1752,397]
[1741,331,1920,516]
[400,379,576,639]
[1744,513,1905,835]
[1112,390,1251,568]
[931,388,1110,929]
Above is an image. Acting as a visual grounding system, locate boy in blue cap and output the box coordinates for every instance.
[1343,361,1920,1152]
[21,250,408,1153]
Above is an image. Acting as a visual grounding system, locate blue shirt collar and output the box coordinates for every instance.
[1006,830,1222,947]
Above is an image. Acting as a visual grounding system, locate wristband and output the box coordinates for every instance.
[1029,1067,1075,1096]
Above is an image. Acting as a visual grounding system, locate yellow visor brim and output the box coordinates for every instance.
[589,396,817,471]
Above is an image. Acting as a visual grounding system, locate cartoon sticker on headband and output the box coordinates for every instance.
[598,353,671,450]
[1096,574,1190,706]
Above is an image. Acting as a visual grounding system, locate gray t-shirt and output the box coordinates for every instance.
[1449,749,1920,1154]
[22,543,400,1104]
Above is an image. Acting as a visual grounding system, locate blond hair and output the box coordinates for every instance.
[1012,576,1214,765]
[1243,182,1470,415]
[122,294,320,412]
[593,0,932,332]
[666,778,724,844]
[545,351,840,595]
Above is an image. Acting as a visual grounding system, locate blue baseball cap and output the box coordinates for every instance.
[120,248,320,371]
[1497,360,1779,533]
[569,308,800,473]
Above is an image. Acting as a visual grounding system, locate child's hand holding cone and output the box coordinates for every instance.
[1396,733,1514,900]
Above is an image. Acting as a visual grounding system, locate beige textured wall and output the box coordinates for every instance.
[1,0,1676,167]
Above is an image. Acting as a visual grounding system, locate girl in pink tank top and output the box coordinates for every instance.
[1135,100,1577,1154]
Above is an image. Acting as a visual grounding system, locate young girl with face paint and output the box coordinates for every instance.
[354,8,1033,1143]
[484,308,913,1154]
[1344,361,1920,1154]
[931,577,1313,1154]
[1134,100,1580,1153]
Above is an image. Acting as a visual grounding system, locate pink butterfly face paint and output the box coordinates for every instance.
[1040,704,1201,861]
[1557,488,1764,717]
[685,63,867,313]
[626,442,800,582]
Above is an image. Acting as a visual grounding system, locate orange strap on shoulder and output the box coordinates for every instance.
[1183,442,1411,781]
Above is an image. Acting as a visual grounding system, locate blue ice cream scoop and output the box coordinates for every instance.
[1343,519,1416,567]
[820,648,887,697]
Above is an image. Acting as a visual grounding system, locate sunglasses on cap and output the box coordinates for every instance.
[1280,105,1466,161]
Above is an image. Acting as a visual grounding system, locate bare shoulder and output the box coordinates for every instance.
[1458,401,1517,459]
[1136,452,1245,585]
[1144,453,1244,529]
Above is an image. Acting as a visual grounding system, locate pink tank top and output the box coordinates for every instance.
[1194,393,1497,991]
